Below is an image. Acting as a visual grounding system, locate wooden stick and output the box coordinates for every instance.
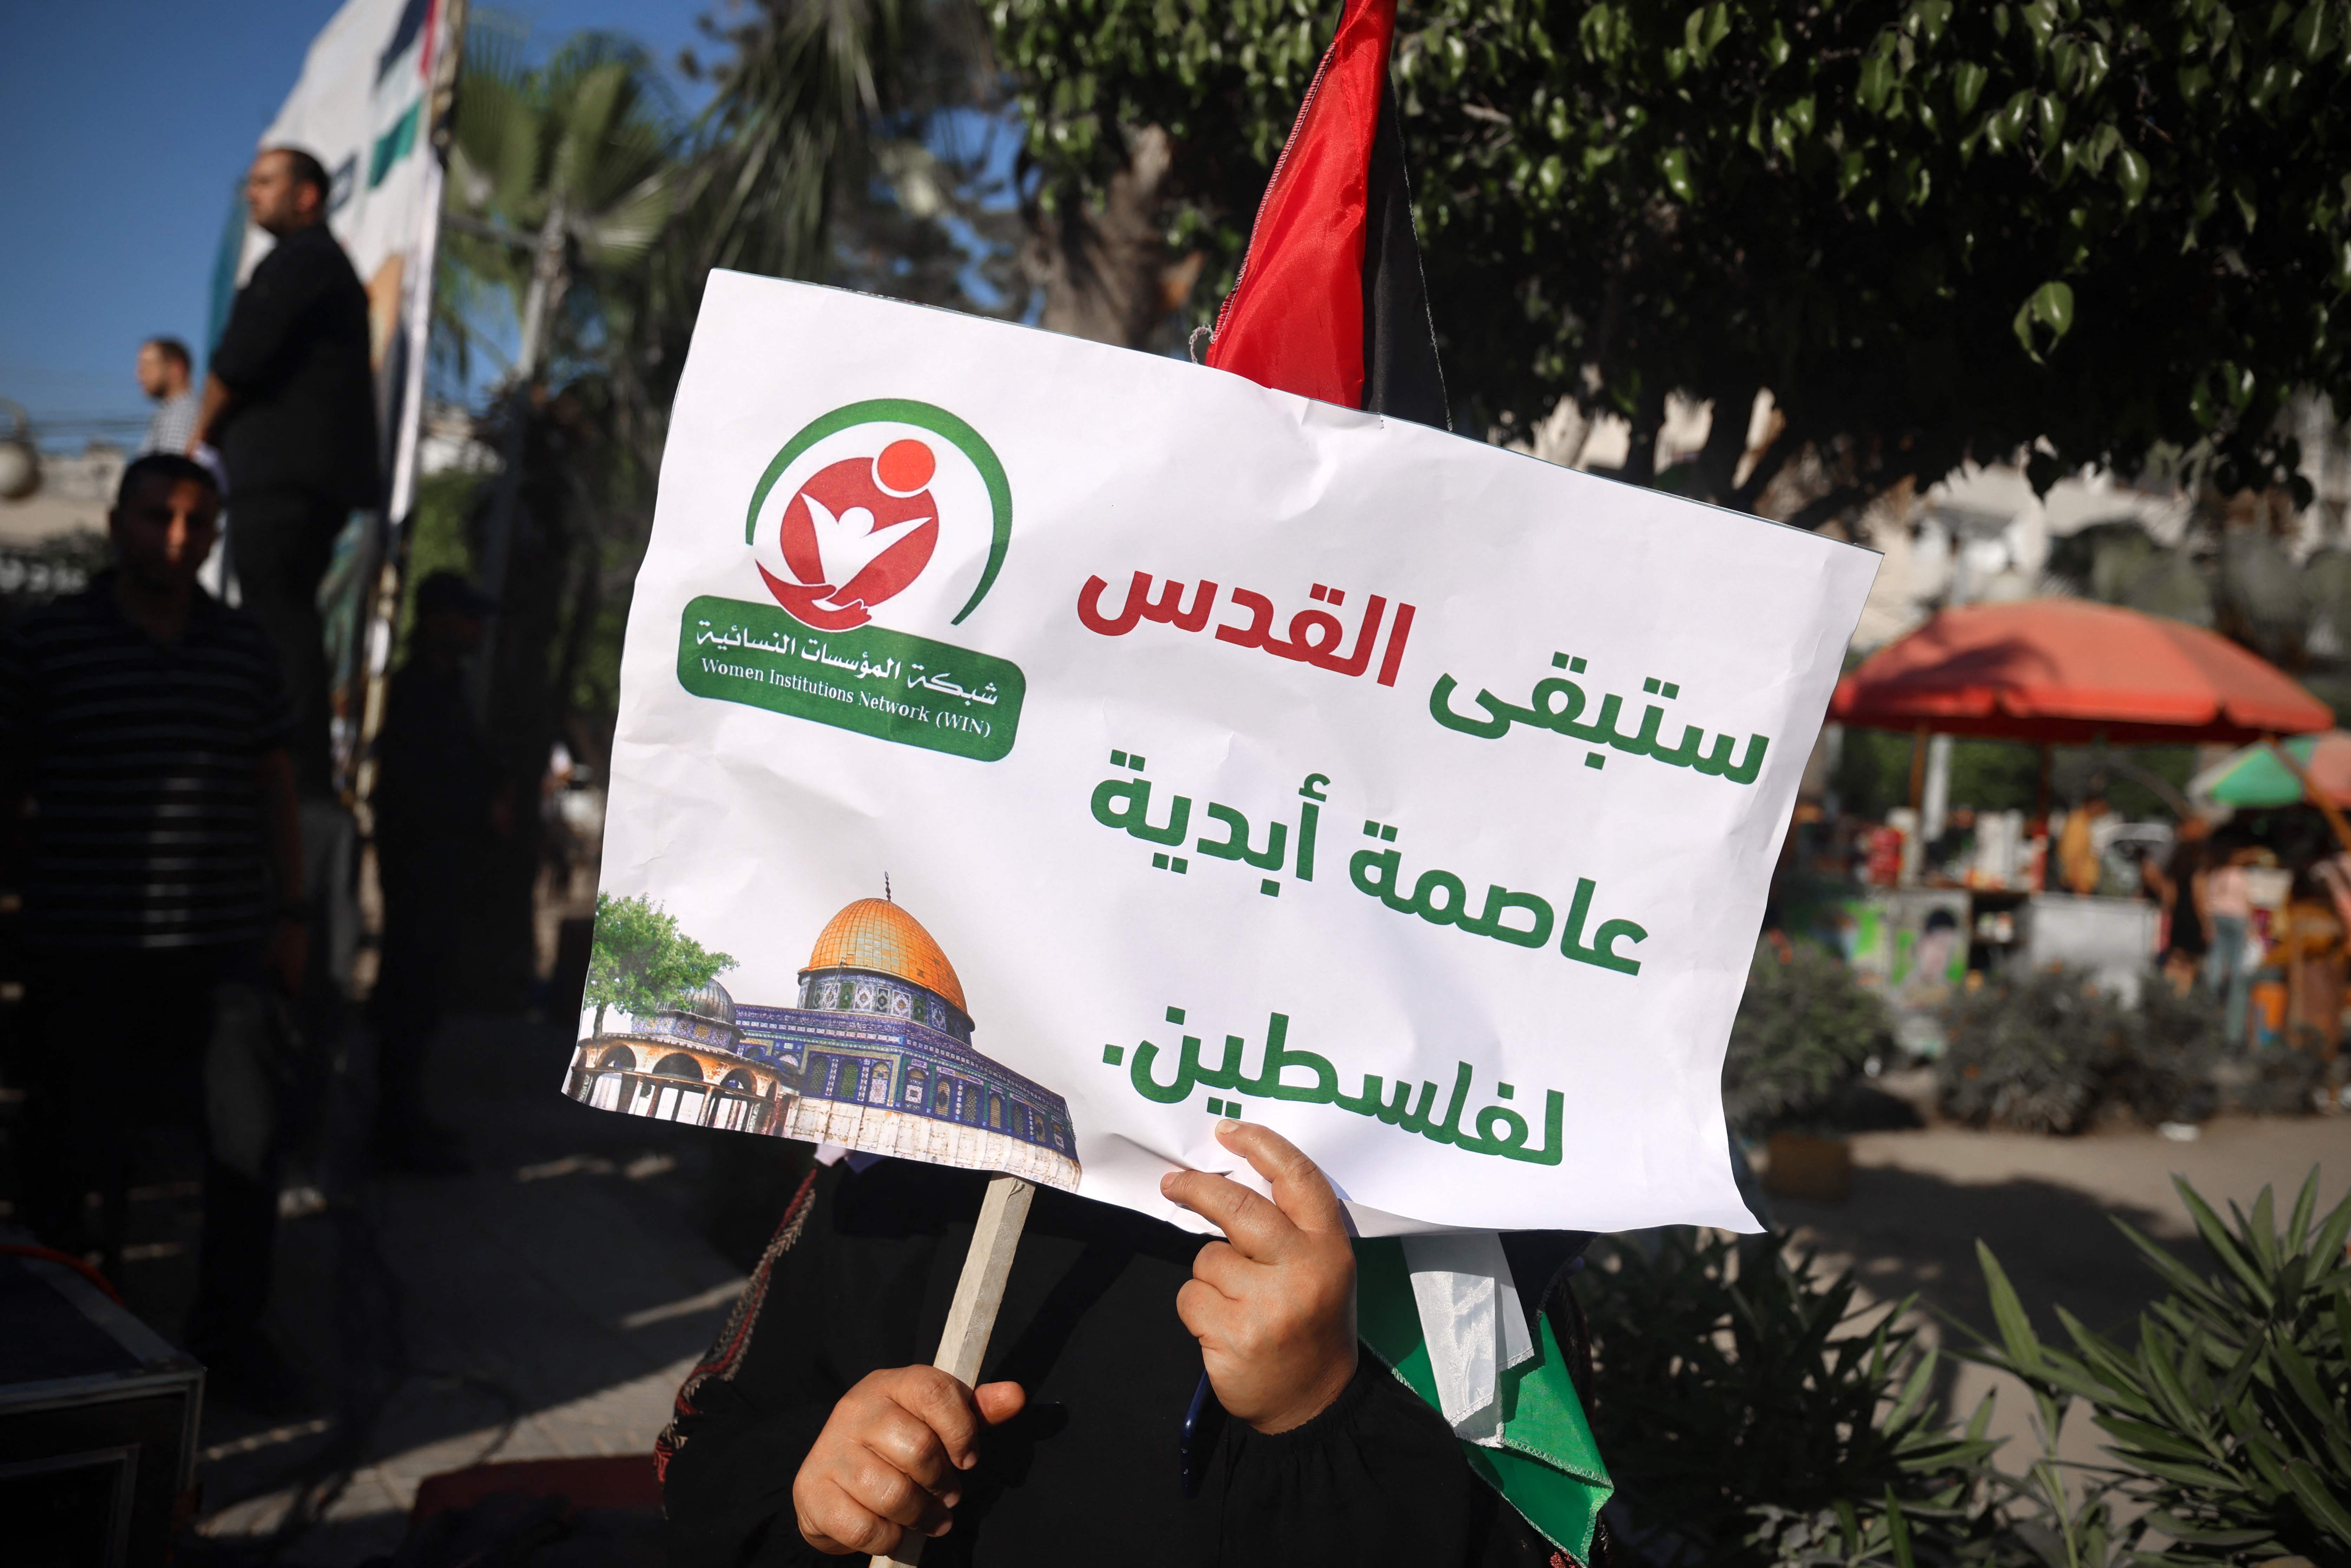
[870,1174,1035,1568]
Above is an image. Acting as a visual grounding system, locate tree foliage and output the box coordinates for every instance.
[582,892,737,1034]
[995,0,2351,518]
[685,0,1026,310]
[438,24,684,388]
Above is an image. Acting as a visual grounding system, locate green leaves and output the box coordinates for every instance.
[584,891,736,1032]
[1951,59,1990,115]
[1684,2,1732,67]
[1580,1227,2007,1565]
[2294,0,2342,61]
[1859,39,1901,113]
[1967,1169,2351,1562]
[1657,145,1695,201]
[2013,278,2077,358]
[2115,143,2151,206]
[996,0,2351,520]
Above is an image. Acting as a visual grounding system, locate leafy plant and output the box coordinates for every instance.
[2108,984,2224,1128]
[1966,1170,2351,1564]
[1579,1227,2009,1566]
[1725,937,1897,1134]
[1939,967,2132,1134]
[582,892,736,1035]
[2220,1035,2331,1117]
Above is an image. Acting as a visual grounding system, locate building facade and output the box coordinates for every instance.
[564,897,1080,1191]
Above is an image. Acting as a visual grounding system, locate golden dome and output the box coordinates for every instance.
[803,898,968,1015]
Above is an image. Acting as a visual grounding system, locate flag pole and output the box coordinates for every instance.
[352,0,470,805]
[870,1173,1034,1568]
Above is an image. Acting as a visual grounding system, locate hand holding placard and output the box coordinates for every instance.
[1162,1121,1360,1434]
[792,1364,1026,1555]
[802,1174,1036,1562]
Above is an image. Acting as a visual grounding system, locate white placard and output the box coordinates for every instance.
[569,271,1878,1237]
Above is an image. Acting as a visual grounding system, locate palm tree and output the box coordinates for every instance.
[442,26,680,383]
[420,26,686,1003]
[683,0,1025,304]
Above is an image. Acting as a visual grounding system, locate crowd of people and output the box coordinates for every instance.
[1,146,502,1406]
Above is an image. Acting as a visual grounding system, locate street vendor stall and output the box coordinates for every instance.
[1828,598,2333,1010]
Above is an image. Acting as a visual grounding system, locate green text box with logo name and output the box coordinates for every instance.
[678,595,1025,762]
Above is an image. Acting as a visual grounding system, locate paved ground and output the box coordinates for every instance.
[94,1012,2344,1565]
[103,1014,791,1565]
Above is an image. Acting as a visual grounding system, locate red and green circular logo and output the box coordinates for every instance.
[745,400,1012,632]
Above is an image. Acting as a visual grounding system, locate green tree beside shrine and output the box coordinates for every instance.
[583,892,737,1036]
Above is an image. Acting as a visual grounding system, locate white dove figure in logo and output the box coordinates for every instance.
[802,494,931,604]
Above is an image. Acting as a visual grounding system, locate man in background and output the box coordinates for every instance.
[190,145,380,798]
[369,571,506,1171]
[0,454,307,1405]
[136,337,199,456]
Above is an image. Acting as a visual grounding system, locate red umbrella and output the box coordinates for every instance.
[1831,599,2333,745]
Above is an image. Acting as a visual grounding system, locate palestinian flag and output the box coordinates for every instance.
[1200,3,1611,1559]
[1202,0,1449,430]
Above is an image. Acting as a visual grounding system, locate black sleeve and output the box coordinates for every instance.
[209,238,335,393]
[662,1363,835,1568]
[661,1170,849,1568]
[1199,1359,1558,1568]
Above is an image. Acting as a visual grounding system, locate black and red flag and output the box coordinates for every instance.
[1202,0,1449,430]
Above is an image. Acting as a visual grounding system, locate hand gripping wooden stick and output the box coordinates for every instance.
[870,1173,1035,1568]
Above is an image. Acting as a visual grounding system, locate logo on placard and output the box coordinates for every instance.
[757,439,941,631]
[679,400,1026,762]
[743,400,1013,632]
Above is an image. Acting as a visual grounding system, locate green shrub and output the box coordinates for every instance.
[1939,968,2132,1134]
[2109,986,2224,1127]
[2220,1038,2329,1117]
[1579,1228,2009,1567]
[1939,970,2237,1133]
[1725,938,1898,1135]
[1966,1170,2351,1564]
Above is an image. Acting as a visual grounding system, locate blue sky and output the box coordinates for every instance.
[0,0,704,449]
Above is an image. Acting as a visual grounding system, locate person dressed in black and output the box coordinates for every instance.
[0,454,308,1403]
[189,145,381,798]
[660,1121,1592,1567]
[368,571,505,1171]
[2156,815,2212,994]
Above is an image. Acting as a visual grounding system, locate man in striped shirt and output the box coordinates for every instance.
[1,453,308,1401]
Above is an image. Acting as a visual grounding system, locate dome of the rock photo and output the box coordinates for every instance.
[802,897,967,1014]
[567,890,1078,1192]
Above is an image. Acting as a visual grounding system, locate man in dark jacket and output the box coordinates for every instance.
[190,145,381,798]
[659,1122,1591,1567]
